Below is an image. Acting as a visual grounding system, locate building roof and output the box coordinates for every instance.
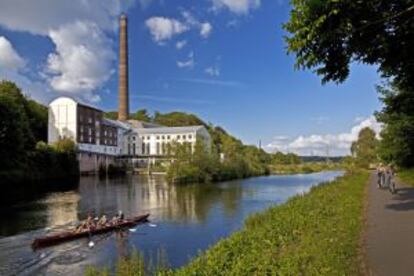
[49,96,102,112]
[103,118,131,130]
[131,125,206,134]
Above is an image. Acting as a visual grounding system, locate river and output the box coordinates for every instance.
[0,171,343,275]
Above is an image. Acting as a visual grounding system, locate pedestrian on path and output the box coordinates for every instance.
[387,164,396,194]
[376,165,383,188]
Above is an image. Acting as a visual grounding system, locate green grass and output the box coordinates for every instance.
[87,171,369,276]
[398,169,414,186]
[269,162,343,175]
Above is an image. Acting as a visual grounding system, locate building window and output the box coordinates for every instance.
[189,134,192,139]
[156,136,160,140]
[177,135,181,139]
[132,136,136,141]
[183,135,186,140]
[142,143,145,154]
[128,144,131,155]
[133,143,136,155]
[162,135,165,140]
[146,143,150,154]
[156,142,160,155]
[167,135,170,140]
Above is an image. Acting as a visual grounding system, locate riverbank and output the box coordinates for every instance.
[87,170,369,275]
[269,162,343,175]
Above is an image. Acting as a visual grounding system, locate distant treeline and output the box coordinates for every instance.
[300,156,343,163]
[0,81,79,202]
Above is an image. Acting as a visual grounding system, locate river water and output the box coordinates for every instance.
[0,171,343,275]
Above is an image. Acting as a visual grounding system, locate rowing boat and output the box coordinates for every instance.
[32,213,150,249]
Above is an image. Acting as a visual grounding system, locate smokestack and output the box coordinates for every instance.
[118,13,129,121]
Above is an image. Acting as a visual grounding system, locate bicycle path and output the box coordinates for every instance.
[364,172,414,275]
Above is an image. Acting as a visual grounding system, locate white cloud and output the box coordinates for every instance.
[265,116,382,156]
[0,0,133,103]
[0,0,123,35]
[177,52,194,69]
[146,11,213,45]
[200,22,213,38]
[205,65,220,77]
[212,0,261,14]
[176,40,187,50]
[46,21,115,96]
[0,36,26,70]
[145,17,189,43]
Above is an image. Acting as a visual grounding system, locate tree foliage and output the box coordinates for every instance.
[285,1,414,168]
[153,111,207,127]
[0,80,78,182]
[376,84,414,167]
[130,109,151,122]
[284,0,414,89]
[351,127,378,168]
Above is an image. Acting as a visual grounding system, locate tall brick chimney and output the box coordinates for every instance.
[118,13,129,121]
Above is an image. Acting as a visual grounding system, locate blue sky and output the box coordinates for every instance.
[0,0,382,155]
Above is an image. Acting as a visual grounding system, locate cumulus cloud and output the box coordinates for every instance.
[177,52,194,69]
[212,0,261,14]
[0,36,26,70]
[265,116,382,156]
[146,17,189,43]
[46,21,115,97]
[146,11,213,44]
[0,0,123,35]
[0,0,132,103]
[205,65,220,76]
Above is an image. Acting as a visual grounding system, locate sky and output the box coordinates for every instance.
[0,0,383,156]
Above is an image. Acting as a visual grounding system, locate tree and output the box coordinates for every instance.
[0,93,26,169]
[130,109,151,122]
[376,84,414,167]
[284,1,414,168]
[351,127,378,168]
[153,111,207,127]
[284,1,414,89]
[104,111,118,120]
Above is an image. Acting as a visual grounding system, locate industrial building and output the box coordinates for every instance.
[47,14,211,174]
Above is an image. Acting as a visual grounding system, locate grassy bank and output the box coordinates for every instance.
[87,170,369,275]
[269,162,343,175]
[398,169,414,186]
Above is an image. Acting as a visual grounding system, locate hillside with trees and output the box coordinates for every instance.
[0,81,79,203]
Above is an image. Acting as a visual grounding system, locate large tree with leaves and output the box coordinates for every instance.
[285,1,414,167]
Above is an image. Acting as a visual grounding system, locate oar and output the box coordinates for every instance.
[87,226,95,248]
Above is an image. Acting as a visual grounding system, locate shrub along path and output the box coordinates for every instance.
[364,172,414,276]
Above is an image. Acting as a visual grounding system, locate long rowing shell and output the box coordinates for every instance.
[32,213,150,249]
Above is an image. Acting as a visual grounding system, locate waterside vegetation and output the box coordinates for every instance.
[86,170,369,275]
[0,81,79,204]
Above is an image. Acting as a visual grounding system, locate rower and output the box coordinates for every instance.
[118,211,124,221]
[97,214,108,227]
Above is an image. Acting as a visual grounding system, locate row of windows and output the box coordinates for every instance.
[127,141,194,156]
[130,134,193,141]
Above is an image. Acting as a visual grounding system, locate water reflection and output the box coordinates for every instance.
[0,171,343,275]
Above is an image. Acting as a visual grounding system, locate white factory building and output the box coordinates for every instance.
[48,96,211,174]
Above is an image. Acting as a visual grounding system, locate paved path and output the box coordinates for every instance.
[365,172,414,276]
